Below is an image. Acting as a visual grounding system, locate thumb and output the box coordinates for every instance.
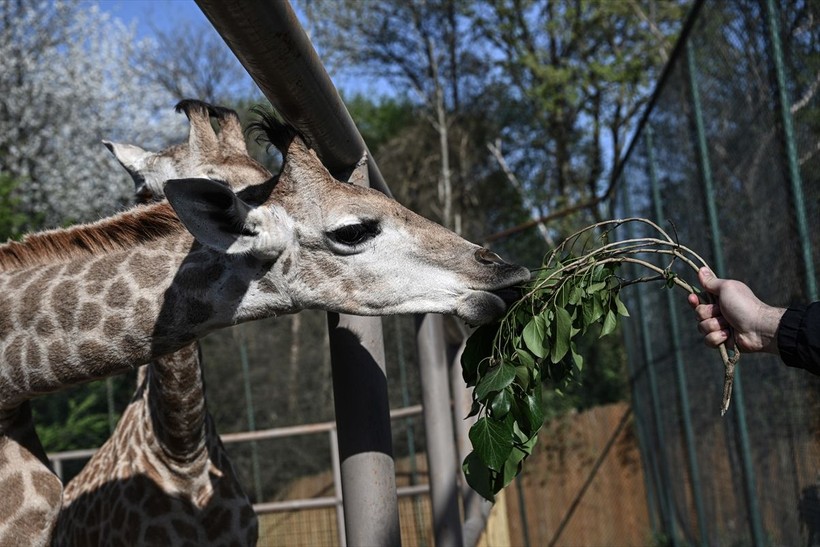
[698,267,722,295]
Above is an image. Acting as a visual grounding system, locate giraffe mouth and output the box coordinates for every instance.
[489,286,525,308]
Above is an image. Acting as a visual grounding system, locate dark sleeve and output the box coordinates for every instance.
[778,303,820,375]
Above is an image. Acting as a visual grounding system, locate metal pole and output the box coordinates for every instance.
[329,312,401,546]
[612,179,661,536]
[237,333,263,503]
[416,314,464,547]
[329,428,347,547]
[646,124,709,546]
[686,41,765,547]
[621,189,678,546]
[763,0,817,301]
[194,0,389,196]
[620,317,662,536]
[194,2,401,544]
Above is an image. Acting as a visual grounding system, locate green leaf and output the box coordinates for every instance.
[490,389,512,418]
[550,306,572,364]
[461,323,499,386]
[522,315,548,358]
[469,417,514,472]
[600,309,618,338]
[571,345,584,372]
[475,361,516,401]
[614,293,630,317]
[514,365,531,390]
[513,392,545,438]
[514,348,535,368]
[501,445,528,488]
[462,452,497,503]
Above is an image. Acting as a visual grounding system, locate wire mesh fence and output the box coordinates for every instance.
[611,0,820,545]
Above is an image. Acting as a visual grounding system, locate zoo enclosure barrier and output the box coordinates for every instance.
[48,406,430,547]
[611,0,820,545]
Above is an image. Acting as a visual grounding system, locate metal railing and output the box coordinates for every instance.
[48,404,428,546]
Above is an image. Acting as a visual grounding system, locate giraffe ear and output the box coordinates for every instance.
[103,140,152,172]
[164,178,290,258]
[103,140,155,198]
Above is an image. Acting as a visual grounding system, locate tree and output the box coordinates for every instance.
[132,20,255,106]
[302,0,686,244]
[304,0,504,236]
[474,0,686,234]
[0,0,183,229]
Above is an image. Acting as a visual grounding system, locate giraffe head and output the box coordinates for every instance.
[164,117,530,324]
[103,100,270,203]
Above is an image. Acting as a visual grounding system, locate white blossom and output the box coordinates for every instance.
[0,0,187,228]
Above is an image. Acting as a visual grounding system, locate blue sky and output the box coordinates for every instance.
[93,0,389,98]
[96,0,206,39]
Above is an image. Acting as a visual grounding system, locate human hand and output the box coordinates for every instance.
[687,267,784,354]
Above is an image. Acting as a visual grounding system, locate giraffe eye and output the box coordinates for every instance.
[327,220,380,247]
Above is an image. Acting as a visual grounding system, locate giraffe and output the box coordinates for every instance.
[0,402,62,547]
[54,100,267,546]
[0,113,529,544]
[0,100,269,547]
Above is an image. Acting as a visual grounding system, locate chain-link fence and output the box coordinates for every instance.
[612,0,820,545]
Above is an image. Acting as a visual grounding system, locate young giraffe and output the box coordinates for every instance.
[0,115,529,544]
[0,100,267,547]
[55,100,266,546]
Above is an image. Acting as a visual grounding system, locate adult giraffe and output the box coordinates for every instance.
[0,110,528,544]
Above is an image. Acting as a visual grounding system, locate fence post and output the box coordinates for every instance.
[620,189,679,546]
[194,1,401,545]
[763,0,817,301]
[646,124,709,546]
[416,314,464,547]
[685,40,765,547]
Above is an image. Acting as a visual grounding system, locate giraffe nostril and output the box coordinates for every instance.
[474,248,505,265]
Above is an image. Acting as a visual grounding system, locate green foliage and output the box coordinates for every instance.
[344,94,416,150]
[461,218,717,502]
[32,373,136,481]
[0,173,30,240]
[461,250,629,501]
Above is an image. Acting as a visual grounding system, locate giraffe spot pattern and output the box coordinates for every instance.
[77,302,102,331]
[53,279,80,330]
[0,297,11,337]
[24,339,42,370]
[35,316,55,336]
[18,280,45,327]
[103,316,125,339]
[106,279,133,309]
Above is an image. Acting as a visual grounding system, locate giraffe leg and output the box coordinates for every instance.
[0,402,62,547]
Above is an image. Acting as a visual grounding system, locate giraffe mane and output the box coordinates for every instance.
[246,105,299,155]
[0,202,184,271]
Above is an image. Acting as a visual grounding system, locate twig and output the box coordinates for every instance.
[522,218,740,415]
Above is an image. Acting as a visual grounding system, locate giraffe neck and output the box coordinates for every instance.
[0,204,293,410]
[142,343,208,463]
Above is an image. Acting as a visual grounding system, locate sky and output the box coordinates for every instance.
[93,0,388,98]
[96,0,207,40]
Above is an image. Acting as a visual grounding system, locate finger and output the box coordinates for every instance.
[687,293,700,310]
[694,303,721,322]
[704,329,729,348]
[698,267,723,296]
[698,316,729,336]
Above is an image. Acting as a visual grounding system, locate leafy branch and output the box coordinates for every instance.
[461,218,739,502]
